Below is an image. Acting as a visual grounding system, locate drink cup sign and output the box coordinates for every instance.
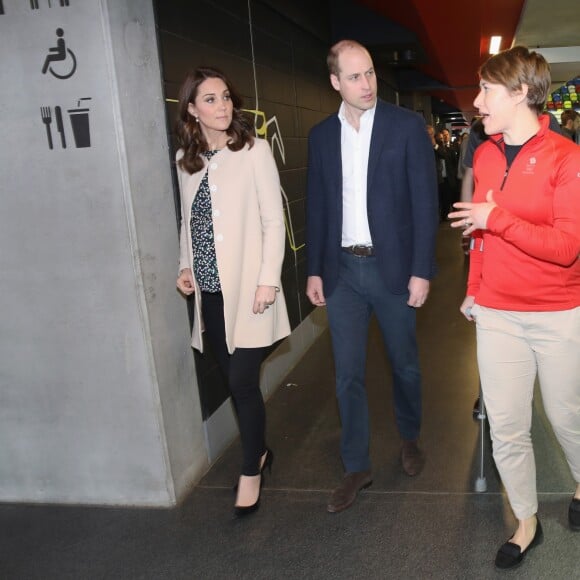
[68,97,91,148]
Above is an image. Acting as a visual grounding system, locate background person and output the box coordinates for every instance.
[427,124,444,189]
[428,125,446,222]
[306,40,438,514]
[175,66,290,519]
[456,131,468,182]
[449,46,580,570]
[435,127,460,221]
[560,109,579,143]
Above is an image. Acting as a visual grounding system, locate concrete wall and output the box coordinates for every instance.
[0,0,206,505]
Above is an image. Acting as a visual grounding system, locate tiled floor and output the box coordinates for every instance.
[1,225,577,579]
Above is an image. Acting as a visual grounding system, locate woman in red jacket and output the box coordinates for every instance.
[450,46,580,570]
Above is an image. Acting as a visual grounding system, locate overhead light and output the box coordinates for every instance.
[489,36,502,55]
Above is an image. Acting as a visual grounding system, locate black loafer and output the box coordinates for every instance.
[569,498,580,531]
[494,518,543,570]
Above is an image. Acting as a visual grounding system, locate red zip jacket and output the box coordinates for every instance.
[468,114,580,311]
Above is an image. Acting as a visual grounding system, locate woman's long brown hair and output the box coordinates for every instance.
[175,66,254,174]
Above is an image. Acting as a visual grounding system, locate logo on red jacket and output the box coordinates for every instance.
[523,157,537,175]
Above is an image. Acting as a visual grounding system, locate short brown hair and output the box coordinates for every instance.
[561,109,579,126]
[175,66,254,174]
[479,46,550,115]
[327,39,371,76]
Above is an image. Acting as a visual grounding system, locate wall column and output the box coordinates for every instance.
[0,0,206,505]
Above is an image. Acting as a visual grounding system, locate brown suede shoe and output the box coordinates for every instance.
[401,440,425,476]
[327,471,373,513]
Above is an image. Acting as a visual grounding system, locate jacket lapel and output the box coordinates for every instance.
[184,156,210,206]
[367,101,387,194]
[325,115,343,215]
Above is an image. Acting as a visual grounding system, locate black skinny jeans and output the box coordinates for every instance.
[201,292,266,475]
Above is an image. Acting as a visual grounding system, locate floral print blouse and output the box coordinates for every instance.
[190,150,221,293]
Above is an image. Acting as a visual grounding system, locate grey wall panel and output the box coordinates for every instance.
[158,32,205,84]
[258,0,331,42]
[280,265,301,329]
[321,86,342,113]
[252,29,293,71]
[207,0,250,20]
[279,168,306,203]
[159,1,252,59]
[255,64,297,106]
[296,257,313,321]
[297,107,332,137]
[293,42,331,78]
[287,197,306,236]
[164,81,182,102]
[251,1,299,44]
[206,54,256,101]
[277,137,306,171]
[295,76,323,110]
[251,99,298,142]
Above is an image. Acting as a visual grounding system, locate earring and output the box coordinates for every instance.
[194,116,199,123]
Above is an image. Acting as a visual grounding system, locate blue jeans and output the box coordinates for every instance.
[326,251,423,472]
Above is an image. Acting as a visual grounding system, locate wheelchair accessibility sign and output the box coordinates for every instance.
[42,27,76,80]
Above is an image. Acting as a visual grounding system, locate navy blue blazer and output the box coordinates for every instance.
[306,99,439,297]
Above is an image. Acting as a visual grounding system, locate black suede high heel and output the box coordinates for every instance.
[232,448,274,493]
[232,448,273,519]
[261,447,274,476]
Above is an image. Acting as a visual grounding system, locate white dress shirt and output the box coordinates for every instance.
[338,101,376,247]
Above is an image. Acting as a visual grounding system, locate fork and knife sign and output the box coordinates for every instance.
[40,106,66,149]
[0,1,70,14]
[30,1,70,7]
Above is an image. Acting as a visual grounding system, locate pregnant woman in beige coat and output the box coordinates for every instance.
[175,66,290,519]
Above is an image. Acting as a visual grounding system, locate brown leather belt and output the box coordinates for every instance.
[342,245,375,257]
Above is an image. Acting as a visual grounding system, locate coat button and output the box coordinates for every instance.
[213,209,220,217]
[210,184,217,192]
[210,162,218,170]
[215,234,224,242]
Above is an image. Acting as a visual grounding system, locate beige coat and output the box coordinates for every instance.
[177,139,290,353]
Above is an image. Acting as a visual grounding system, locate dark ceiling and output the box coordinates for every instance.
[328,0,579,122]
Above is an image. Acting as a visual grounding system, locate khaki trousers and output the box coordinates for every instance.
[472,304,580,520]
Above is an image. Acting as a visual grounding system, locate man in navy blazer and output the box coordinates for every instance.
[306,40,438,513]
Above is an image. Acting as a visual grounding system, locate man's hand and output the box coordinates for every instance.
[408,276,429,308]
[306,276,326,306]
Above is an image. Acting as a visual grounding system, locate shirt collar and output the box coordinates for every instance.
[338,101,377,127]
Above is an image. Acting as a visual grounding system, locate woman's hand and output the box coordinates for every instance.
[460,295,476,321]
[177,268,195,296]
[448,189,497,236]
[253,285,277,314]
